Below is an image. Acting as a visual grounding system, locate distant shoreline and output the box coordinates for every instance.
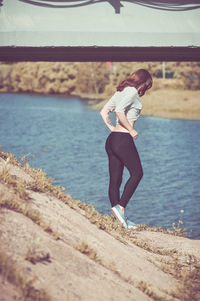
[1,89,200,121]
[0,90,104,102]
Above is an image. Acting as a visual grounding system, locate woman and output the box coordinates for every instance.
[100,69,153,229]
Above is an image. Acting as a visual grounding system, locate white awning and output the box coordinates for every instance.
[0,1,199,61]
[0,0,200,47]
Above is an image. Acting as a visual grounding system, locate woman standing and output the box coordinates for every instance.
[100,69,153,229]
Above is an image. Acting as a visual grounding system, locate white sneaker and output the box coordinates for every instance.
[125,216,138,229]
[111,205,127,228]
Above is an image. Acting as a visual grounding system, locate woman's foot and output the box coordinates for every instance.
[125,216,138,229]
[111,209,138,230]
[112,215,138,229]
[111,205,127,228]
[118,204,125,213]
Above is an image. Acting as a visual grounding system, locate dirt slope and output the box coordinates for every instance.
[0,155,199,301]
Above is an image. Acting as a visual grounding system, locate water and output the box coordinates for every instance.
[0,93,199,239]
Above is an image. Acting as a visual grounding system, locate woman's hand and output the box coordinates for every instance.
[129,129,138,139]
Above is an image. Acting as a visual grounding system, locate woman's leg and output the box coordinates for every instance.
[108,154,124,207]
[110,133,143,209]
[105,133,124,207]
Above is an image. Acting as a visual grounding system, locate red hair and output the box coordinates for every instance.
[116,69,153,97]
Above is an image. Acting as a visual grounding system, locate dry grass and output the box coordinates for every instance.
[75,240,101,263]
[146,254,200,301]
[25,248,51,265]
[0,250,51,301]
[172,263,200,301]
[25,238,51,265]
[167,255,200,301]
[137,280,174,301]
[0,184,59,241]
[0,165,29,200]
[23,162,76,210]
[0,147,23,167]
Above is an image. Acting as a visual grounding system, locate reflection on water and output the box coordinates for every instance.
[0,93,199,239]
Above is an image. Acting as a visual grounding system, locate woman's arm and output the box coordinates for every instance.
[100,107,115,132]
[115,112,138,139]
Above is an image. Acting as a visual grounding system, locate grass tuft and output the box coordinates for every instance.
[25,246,51,265]
[75,240,101,263]
[0,166,29,200]
[136,280,174,301]
[0,250,51,301]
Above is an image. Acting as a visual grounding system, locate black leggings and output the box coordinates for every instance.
[105,132,143,208]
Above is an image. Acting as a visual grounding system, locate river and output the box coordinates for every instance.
[0,93,199,239]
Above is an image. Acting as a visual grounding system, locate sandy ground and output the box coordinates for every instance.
[0,275,21,301]
[141,89,200,120]
[0,157,200,301]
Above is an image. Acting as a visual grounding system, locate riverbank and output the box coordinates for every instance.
[0,61,200,120]
[0,150,200,301]
[87,88,200,121]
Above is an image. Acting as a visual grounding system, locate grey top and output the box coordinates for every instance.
[103,86,142,125]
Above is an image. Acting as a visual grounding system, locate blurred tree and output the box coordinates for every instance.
[0,61,200,94]
[179,62,200,90]
[76,62,110,94]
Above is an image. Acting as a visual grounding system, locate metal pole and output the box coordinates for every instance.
[162,61,166,79]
